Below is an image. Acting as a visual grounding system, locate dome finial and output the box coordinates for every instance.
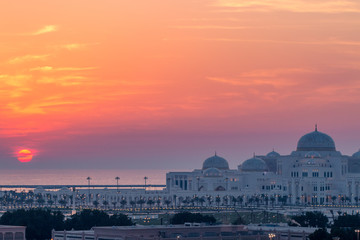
[253,152,255,157]
[315,124,318,132]
[215,151,217,156]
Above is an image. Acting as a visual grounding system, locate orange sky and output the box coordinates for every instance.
[1,0,360,169]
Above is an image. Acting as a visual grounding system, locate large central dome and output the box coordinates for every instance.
[202,154,229,170]
[297,126,336,151]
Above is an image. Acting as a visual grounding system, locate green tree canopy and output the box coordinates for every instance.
[333,214,360,228]
[65,209,133,230]
[291,211,328,228]
[308,228,331,240]
[232,216,245,225]
[0,209,64,240]
[330,214,360,240]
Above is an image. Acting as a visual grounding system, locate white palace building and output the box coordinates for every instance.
[165,126,360,206]
[13,126,360,208]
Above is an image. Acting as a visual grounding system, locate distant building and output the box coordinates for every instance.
[52,224,317,240]
[0,225,26,240]
[52,225,265,240]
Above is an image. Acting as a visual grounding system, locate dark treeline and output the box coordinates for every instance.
[170,211,216,224]
[0,209,133,240]
[291,211,328,228]
[290,212,360,240]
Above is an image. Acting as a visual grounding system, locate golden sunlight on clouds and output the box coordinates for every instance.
[30,66,96,72]
[61,43,99,50]
[214,0,360,13]
[32,25,58,35]
[8,55,49,64]
[63,43,84,50]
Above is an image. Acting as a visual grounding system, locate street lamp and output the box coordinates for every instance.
[144,176,148,190]
[268,233,276,240]
[356,229,360,240]
[87,177,91,205]
[115,176,120,192]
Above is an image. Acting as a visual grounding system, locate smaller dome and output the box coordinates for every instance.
[352,150,360,158]
[241,157,268,172]
[266,150,280,158]
[305,151,321,158]
[202,154,229,170]
[203,168,222,177]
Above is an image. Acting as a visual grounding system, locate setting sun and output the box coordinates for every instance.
[17,149,33,163]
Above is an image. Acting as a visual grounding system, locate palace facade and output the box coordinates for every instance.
[166,126,360,205]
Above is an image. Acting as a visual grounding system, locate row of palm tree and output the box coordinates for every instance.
[1,189,359,210]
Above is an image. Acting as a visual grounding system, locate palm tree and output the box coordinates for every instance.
[147,199,155,208]
[93,200,99,208]
[112,201,117,209]
[193,196,199,206]
[164,199,171,208]
[25,198,34,208]
[207,195,212,206]
[282,195,288,206]
[199,197,205,207]
[156,198,161,208]
[37,198,45,207]
[173,195,177,208]
[59,199,67,207]
[237,196,244,208]
[254,196,260,207]
[15,199,23,208]
[130,200,136,209]
[47,200,54,207]
[222,196,229,206]
[182,198,189,206]
[137,199,146,210]
[332,196,337,204]
[264,196,269,207]
[120,199,127,209]
[215,195,221,208]
[53,195,58,206]
[102,200,109,209]
[270,196,275,207]
[247,197,253,207]
[341,196,345,204]
[345,196,351,205]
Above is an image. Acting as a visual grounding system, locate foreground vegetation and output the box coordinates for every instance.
[3,204,360,240]
[289,211,360,240]
[0,208,287,240]
[0,209,133,240]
